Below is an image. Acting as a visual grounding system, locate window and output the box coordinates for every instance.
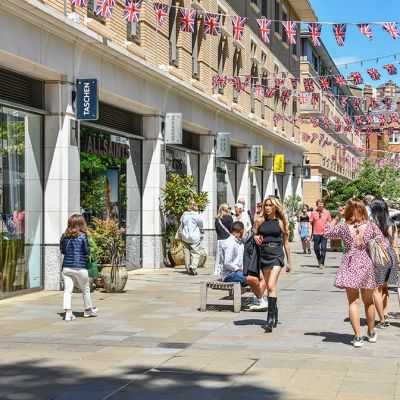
[169,0,179,67]
[87,0,105,24]
[282,8,288,43]
[390,131,400,144]
[233,49,242,102]
[274,0,280,35]
[127,21,141,44]
[192,16,200,79]
[251,41,257,59]
[312,51,319,73]
[261,0,268,17]
[251,64,258,113]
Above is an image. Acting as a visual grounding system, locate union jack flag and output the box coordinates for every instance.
[204,13,221,36]
[335,74,347,86]
[280,89,291,106]
[311,92,320,107]
[298,91,308,104]
[319,77,330,92]
[70,0,86,6]
[382,22,400,39]
[290,78,298,89]
[302,132,311,142]
[231,16,247,41]
[333,24,347,46]
[95,0,115,18]
[180,8,196,33]
[344,116,352,125]
[243,75,252,86]
[353,98,361,109]
[275,78,284,88]
[123,0,142,23]
[383,64,398,75]
[256,18,271,43]
[308,23,322,46]
[390,113,399,123]
[310,117,320,127]
[357,23,373,40]
[303,78,314,92]
[350,72,364,85]
[265,88,276,98]
[340,96,348,109]
[382,97,392,109]
[153,3,169,26]
[282,21,297,44]
[212,75,220,89]
[377,114,387,125]
[367,68,381,80]
[366,114,374,124]
[254,85,264,97]
[310,132,319,143]
[355,116,363,125]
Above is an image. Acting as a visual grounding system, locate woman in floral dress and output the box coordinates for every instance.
[324,198,388,348]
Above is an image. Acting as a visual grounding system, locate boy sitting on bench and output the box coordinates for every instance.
[220,221,267,308]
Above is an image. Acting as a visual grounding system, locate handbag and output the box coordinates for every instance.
[367,224,390,268]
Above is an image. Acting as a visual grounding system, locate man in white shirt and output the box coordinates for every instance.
[220,221,267,308]
[233,203,252,240]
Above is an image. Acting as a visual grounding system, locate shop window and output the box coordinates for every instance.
[0,107,43,296]
[127,21,141,44]
[166,147,200,189]
[274,0,280,35]
[216,159,237,208]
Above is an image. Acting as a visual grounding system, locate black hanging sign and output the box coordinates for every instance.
[76,79,99,121]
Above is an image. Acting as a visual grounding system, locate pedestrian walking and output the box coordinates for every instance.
[310,199,331,268]
[181,200,203,276]
[60,214,98,322]
[214,203,234,276]
[254,196,292,333]
[370,198,399,328]
[233,202,252,240]
[297,205,311,254]
[220,221,266,306]
[323,198,386,348]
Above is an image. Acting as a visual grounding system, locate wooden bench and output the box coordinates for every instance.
[200,280,251,313]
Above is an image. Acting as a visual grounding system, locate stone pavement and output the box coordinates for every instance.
[1,243,400,400]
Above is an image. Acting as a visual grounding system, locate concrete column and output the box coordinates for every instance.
[263,156,274,198]
[43,80,79,290]
[293,166,303,198]
[236,147,250,205]
[141,115,164,269]
[283,163,294,199]
[199,134,216,257]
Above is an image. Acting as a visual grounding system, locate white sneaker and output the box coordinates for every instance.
[367,330,377,343]
[352,336,364,348]
[249,298,268,311]
[65,312,76,322]
[251,297,261,306]
[84,306,98,318]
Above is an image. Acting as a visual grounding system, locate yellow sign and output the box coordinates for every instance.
[274,154,285,173]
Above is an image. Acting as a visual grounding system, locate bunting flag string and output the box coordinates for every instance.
[123,0,143,23]
[95,0,115,18]
[153,2,169,25]
[232,16,247,41]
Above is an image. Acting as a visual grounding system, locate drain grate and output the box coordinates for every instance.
[156,342,191,349]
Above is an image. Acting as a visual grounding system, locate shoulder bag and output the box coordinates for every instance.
[218,218,231,236]
[367,223,390,268]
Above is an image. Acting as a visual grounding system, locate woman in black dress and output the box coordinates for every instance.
[214,203,234,275]
[254,196,292,332]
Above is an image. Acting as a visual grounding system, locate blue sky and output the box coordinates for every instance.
[308,0,400,88]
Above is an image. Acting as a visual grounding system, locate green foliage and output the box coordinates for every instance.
[288,220,296,242]
[87,236,100,263]
[89,218,126,265]
[324,160,400,209]
[283,195,303,220]
[161,174,208,240]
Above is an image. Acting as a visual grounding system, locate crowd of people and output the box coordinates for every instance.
[59,194,400,348]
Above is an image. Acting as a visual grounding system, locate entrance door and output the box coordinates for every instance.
[0,107,43,297]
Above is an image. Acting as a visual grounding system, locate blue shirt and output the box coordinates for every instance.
[60,233,90,268]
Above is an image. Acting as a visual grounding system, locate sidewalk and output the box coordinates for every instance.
[1,242,400,400]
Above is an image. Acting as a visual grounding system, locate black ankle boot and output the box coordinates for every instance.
[274,304,278,328]
[263,297,277,333]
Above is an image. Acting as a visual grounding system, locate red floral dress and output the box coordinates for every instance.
[324,221,387,289]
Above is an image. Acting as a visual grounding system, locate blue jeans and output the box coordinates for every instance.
[223,271,247,285]
[313,235,327,264]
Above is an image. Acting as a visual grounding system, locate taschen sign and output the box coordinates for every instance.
[76,79,99,121]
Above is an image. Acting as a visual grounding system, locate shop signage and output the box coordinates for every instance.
[165,113,183,144]
[76,79,99,121]
[216,132,231,158]
[81,136,130,159]
[274,154,285,173]
[250,146,263,167]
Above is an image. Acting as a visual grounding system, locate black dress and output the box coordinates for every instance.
[215,215,234,240]
[259,218,285,269]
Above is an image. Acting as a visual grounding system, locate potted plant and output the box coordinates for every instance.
[90,218,128,293]
[161,174,208,267]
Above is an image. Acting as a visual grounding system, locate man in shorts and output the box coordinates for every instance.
[220,221,266,308]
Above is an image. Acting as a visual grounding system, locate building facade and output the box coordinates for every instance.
[299,34,363,206]
[0,0,317,297]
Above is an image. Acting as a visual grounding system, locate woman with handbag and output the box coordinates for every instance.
[370,198,400,328]
[323,198,388,348]
[60,214,98,321]
[214,203,234,276]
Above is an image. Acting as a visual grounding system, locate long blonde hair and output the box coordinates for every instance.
[260,196,289,236]
[216,203,231,219]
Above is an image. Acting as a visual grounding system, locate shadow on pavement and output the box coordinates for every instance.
[304,331,354,346]
[0,360,282,400]
[234,319,265,326]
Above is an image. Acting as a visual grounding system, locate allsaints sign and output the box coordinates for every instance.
[76,79,99,121]
[81,136,130,160]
